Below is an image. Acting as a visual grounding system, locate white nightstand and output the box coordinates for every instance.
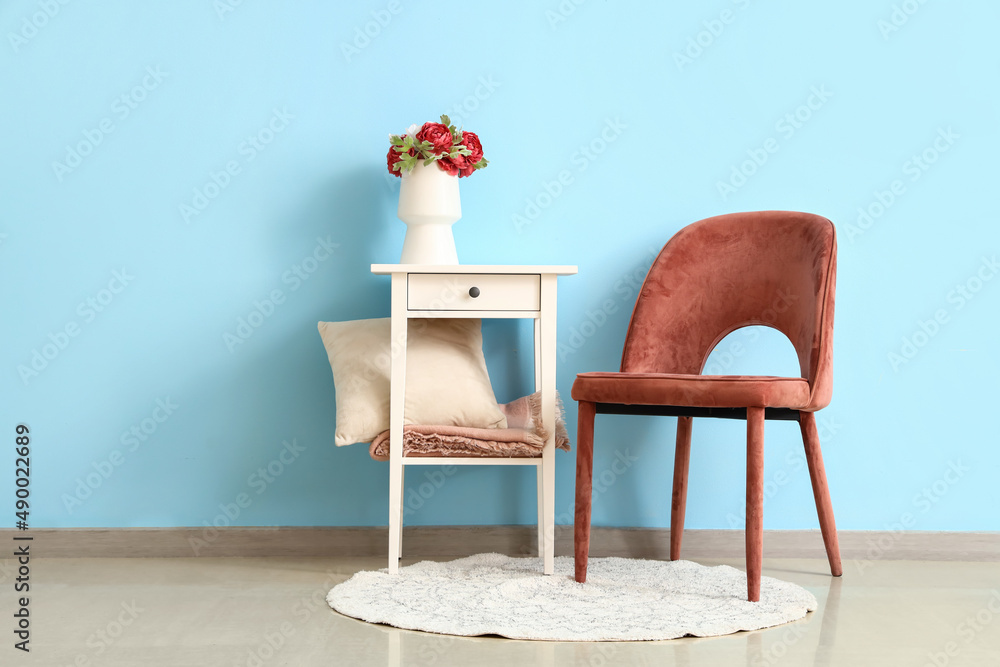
[371,264,577,575]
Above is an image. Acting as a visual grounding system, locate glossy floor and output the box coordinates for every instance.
[10,555,1000,666]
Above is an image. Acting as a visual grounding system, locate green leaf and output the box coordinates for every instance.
[440,114,451,128]
[390,135,404,146]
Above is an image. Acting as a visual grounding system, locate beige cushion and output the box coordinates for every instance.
[317,318,507,446]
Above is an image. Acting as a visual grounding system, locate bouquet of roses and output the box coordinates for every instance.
[387,115,488,178]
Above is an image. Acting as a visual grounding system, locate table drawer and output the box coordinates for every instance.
[407,273,540,311]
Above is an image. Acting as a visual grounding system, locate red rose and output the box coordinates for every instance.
[460,131,484,165]
[458,156,475,177]
[416,122,453,155]
[387,135,414,176]
[387,145,403,176]
[437,154,463,176]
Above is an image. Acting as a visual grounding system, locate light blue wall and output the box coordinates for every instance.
[3,1,998,533]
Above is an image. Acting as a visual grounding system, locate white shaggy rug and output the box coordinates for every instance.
[327,553,817,641]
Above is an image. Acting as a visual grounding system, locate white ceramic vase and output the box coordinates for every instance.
[397,161,461,265]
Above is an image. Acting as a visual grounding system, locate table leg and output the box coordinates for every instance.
[388,273,407,573]
[539,276,557,575]
[398,466,405,559]
[534,319,543,559]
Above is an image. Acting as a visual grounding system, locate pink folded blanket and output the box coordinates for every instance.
[369,392,571,461]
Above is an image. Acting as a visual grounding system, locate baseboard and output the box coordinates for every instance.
[3,527,997,561]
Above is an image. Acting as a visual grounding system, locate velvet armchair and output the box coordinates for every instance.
[572,211,843,602]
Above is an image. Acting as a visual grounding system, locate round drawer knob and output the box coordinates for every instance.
[469,286,481,298]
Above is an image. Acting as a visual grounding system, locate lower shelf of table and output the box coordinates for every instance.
[394,456,545,466]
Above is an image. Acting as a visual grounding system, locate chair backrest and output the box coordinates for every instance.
[620,211,837,411]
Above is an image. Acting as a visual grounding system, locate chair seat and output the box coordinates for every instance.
[572,372,810,409]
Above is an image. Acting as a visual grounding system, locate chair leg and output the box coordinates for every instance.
[800,412,843,577]
[746,407,765,602]
[670,416,693,561]
[574,401,596,583]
